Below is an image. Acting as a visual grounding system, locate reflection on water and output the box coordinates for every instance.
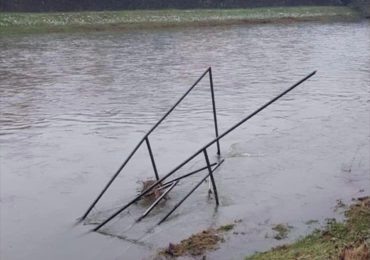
[1,21,370,260]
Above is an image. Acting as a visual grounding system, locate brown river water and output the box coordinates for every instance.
[1,21,369,259]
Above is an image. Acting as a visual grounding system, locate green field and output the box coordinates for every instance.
[0,6,361,34]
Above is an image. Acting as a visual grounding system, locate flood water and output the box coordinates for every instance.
[1,21,369,260]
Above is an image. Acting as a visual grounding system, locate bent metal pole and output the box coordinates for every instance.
[80,68,211,221]
[92,70,316,231]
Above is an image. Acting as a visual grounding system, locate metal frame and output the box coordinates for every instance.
[81,67,220,221]
[88,70,316,231]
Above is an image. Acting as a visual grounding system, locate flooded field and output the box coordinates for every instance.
[1,21,369,259]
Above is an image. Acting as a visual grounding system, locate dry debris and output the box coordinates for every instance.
[139,179,167,206]
[340,243,369,260]
[158,224,235,258]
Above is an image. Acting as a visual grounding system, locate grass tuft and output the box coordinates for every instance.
[218,224,235,232]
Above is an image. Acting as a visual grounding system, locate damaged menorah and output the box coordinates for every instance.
[79,68,316,232]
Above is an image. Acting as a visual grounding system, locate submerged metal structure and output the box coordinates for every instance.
[80,68,316,232]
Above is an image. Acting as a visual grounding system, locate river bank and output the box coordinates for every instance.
[245,196,370,259]
[155,197,370,259]
[0,0,346,12]
[0,6,362,35]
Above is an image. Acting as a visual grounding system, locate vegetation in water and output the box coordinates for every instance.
[245,196,370,260]
[305,219,319,225]
[272,223,293,240]
[0,6,361,35]
[218,223,235,232]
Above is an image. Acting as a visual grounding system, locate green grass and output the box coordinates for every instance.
[245,197,370,260]
[0,6,361,35]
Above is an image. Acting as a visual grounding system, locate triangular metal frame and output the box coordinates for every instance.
[79,68,316,232]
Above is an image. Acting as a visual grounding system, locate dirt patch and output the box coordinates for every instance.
[158,224,236,258]
[340,243,369,260]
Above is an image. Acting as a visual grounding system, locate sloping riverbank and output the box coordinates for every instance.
[245,197,370,260]
[0,6,362,34]
[153,196,369,259]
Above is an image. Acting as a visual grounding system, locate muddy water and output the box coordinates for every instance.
[1,21,369,260]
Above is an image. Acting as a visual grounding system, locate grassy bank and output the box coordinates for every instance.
[0,6,361,35]
[154,197,369,259]
[245,196,370,260]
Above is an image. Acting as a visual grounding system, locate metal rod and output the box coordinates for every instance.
[146,137,159,180]
[158,160,224,225]
[81,138,145,221]
[93,71,316,230]
[209,71,316,146]
[209,67,221,155]
[161,162,218,187]
[81,68,210,220]
[137,180,179,222]
[158,174,208,225]
[203,149,219,205]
